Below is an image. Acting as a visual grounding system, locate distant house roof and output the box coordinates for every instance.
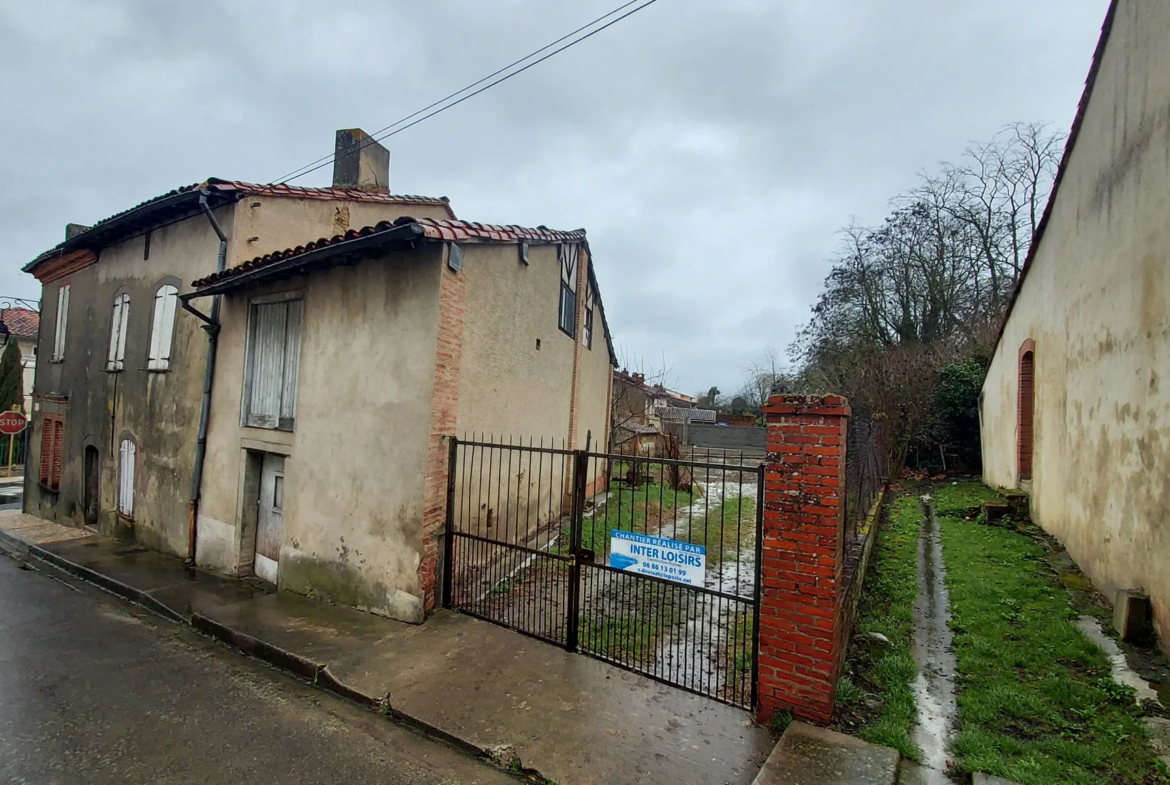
[186,217,615,366]
[613,370,693,404]
[24,178,455,274]
[0,308,39,340]
[988,0,1119,360]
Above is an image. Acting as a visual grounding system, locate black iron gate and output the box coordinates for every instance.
[443,435,763,709]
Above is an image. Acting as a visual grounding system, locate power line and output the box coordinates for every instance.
[273,0,660,185]
[273,0,646,184]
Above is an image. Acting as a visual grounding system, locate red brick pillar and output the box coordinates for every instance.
[756,394,849,724]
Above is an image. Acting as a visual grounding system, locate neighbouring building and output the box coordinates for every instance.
[23,129,615,624]
[184,217,615,622]
[25,130,454,553]
[0,306,39,414]
[980,0,1170,651]
[611,371,710,451]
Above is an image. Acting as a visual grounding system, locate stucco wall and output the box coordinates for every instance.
[981,0,1170,648]
[197,245,444,623]
[577,290,613,456]
[451,243,574,540]
[27,208,230,554]
[455,243,577,441]
[227,195,453,262]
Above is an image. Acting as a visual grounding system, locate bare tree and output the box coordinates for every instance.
[609,350,673,452]
[791,123,1064,472]
[735,346,793,410]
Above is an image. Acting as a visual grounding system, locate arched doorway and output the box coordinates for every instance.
[1017,341,1035,482]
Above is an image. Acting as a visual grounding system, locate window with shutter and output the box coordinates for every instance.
[558,243,577,337]
[52,419,63,489]
[106,293,130,371]
[583,279,595,350]
[52,285,70,361]
[244,298,304,431]
[118,438,135,517]
[39,414,64,490]
[39,417,52,486]
[147,284,179,371]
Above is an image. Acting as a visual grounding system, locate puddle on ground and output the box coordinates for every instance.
[911,495,958,773]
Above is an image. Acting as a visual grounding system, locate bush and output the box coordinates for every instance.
[932,357,987,471]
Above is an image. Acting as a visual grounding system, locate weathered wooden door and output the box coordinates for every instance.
[254,454,285,584]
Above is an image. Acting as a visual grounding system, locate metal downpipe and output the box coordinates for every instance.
[187,192,228,565]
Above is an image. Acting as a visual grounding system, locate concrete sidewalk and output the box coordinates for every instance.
[0,515,773,785]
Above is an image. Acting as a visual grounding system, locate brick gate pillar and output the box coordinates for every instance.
[756,393,849,725]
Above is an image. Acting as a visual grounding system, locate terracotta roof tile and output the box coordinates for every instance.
[0,308,39,340]
[191,218,587,288]
[28,179,455,268]
[214,180,453,209]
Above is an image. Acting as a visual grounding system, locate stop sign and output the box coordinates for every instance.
[0,411,27,435]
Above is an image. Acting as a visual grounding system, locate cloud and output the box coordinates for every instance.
[0,0,1108,393]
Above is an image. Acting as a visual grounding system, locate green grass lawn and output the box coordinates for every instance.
[833,492,921,759]
[566,479,696,557]
[940,484,1168,784]
[576,470,757,554]
[931,481,999,516]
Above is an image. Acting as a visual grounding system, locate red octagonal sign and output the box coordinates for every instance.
[0,411,27,435]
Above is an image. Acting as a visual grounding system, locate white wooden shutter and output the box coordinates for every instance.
[53,285,69,361]
[148,285,178,370]
[118,439,135,516]
[246,299,304,430]
[107,294,129,370]
[248,302,284,428]
[279,299,303,428]
[107,296,122,369]
[115,294,129,369]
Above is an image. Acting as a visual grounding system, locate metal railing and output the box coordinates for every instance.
[843,418,887,561]
[445,435,763,708]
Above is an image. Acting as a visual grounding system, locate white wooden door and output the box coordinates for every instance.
[254,454,285,584]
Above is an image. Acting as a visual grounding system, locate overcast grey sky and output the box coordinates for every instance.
[0,0,1107,395]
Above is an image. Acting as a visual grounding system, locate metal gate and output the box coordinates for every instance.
[443,435,763,709]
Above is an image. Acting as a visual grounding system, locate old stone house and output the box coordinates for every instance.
[980,0,1170,651]
[24,129,615,623]
[185,216,615,622]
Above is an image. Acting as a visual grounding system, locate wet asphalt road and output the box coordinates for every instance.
[0,552,514,785]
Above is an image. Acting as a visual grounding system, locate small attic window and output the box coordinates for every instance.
[519,242,530,266]
[448,243,463,272]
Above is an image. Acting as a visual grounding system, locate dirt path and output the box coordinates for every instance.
[653,476,757,698]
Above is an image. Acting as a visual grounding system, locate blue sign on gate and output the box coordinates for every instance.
[609,529,706,586]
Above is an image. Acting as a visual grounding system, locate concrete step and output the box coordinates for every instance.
[753,722,899,785]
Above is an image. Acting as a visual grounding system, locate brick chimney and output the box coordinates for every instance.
[332,129,390,193]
